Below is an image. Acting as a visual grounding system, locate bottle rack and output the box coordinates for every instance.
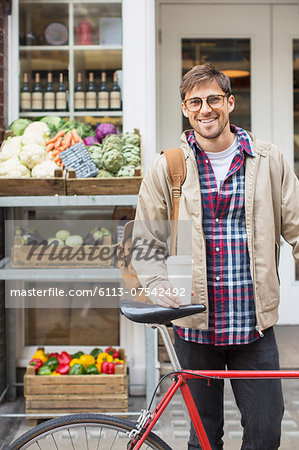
[18,0,123,122]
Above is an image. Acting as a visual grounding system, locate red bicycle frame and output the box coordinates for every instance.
[132,369,299,450]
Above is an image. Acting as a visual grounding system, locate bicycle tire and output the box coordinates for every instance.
[8,413,172,450]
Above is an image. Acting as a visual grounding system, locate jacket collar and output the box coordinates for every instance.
[181,125,270,160]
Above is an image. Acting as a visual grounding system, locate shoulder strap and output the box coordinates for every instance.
[161,148,186,255]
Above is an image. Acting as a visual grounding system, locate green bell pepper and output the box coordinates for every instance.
[90,347,103,359]
[37,365,52,376]
[72,351,84,359]
[44,356,59,371]
[86,364,98,375]
[69,363,86,375]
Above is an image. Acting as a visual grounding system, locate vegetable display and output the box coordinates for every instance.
[29,347,124,375]
[3,116,141,179]
[15,225,112,246]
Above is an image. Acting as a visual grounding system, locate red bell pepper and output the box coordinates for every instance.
[101,361,115,374]
[29,358,43,373]
[57,351,72,365]
[105,346,119,359]
[56,362,70,375]
[48,352,60,359]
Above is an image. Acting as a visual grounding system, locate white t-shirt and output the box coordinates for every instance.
[204,136,239,192]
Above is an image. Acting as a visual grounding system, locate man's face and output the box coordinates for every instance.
[181,80,235,141]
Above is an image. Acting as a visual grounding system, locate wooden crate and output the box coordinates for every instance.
[0,168,66,196]
[66,129,143,195]
[24,349,128,420]
[66,167,143,195]
[11,235,115,268]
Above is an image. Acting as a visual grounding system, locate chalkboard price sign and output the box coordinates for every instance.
[60,142,99,178]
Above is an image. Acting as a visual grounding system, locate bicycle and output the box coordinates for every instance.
[9,300,299,449]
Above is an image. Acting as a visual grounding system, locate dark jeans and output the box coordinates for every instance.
[174,327,284,450]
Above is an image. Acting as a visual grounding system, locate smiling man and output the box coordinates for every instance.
[132,64,299,449]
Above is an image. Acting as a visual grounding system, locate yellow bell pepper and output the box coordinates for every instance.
[69,358,81,367]
[95,363,102,374]
[79,354,95,369]
[32,350,48,364]
[50,371,61,376]
[97,352,113,363]
[113,358,124,364]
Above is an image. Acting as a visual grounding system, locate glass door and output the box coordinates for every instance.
[158,3,272,150]
[272,5,299,323]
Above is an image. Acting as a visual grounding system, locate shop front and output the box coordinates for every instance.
[0,0,298,414]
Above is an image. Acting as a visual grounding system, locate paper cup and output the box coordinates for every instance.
[166,255,193,305]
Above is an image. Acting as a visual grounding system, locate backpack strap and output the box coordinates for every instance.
[161,148,186,256]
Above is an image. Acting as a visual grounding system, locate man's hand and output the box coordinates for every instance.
[150,281,181,308]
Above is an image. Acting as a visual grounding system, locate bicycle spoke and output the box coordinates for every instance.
[84,427,90,450]
[109,429,119,449]
[68,428,75,450]
[51,433,59,450]
[96,426,103,450]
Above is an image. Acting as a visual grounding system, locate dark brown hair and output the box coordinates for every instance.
[180,63,232,100]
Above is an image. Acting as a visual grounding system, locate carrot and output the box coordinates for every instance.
[51,149,60,157]
[46,142,55,152]
[46,130,66,144]
[62,131,73,148]
[54,154,61,163]
[54,137,62,149]
[71,128,80,143]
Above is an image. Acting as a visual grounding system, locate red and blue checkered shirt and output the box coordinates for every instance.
[175,125,260,346]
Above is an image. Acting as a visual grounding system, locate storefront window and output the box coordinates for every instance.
[182,38,250,131]
[293,40,299,280]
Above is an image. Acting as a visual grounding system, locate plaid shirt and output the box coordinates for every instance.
[175,125,260,346]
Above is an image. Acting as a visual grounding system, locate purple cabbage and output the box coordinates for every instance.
[84,135,99,146]
[96,123,117,143]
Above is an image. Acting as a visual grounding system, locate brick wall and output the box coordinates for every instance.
[0,0,9,396]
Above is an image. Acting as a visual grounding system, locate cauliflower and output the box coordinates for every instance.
[31,160,60,178]
[19,144,47,169]
[0,136,22,161]
[0,159,30,177]
[65,235,84,246]
[21,131,47,147]
[23,121,50,140]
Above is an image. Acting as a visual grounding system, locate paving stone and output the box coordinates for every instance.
[282,420,298,428]
[170,410,187,417]
[174,430,190,438]
[171,419,188,428]
[228,430,243,439]
[284,431,299,439]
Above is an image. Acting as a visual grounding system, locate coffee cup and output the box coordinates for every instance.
[166,255,193,305]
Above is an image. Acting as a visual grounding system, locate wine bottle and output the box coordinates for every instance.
[31,72,43,112]
[86,72,97,111]
[56,73,68,111]
[98,71,109,111]
[44,72,55,112]
[20,73,31,112]
[74,72,85,111]
[110,71,121,111]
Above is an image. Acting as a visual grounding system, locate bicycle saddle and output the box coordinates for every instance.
[120,300,206,324]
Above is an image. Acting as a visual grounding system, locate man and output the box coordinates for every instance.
[132,64,299,449]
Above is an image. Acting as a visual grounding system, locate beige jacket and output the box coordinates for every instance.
[132,131,299,330]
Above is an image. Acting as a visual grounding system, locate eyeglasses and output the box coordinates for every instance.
[183,93,229,112]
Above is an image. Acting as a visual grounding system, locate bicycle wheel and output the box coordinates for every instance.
[9,413,172,450]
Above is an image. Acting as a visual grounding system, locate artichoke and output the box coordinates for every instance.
[123,153,141,167]
[117,165,136,177]
[102,149,124,174]
[122,132,140,147]
[96,169,114,178]
[89,145,104,169]
[102,134,123,153]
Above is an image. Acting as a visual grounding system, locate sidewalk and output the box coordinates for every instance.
[1,325,299,449]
